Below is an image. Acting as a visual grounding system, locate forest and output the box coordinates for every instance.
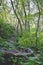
[0,0,43,65]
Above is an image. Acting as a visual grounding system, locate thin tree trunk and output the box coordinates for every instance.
[35,0,40,47]
[28,1,30,31]
[22,0,27,30]
[10,0,22,31]
[0,0,2,5]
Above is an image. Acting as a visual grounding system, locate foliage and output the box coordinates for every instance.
[0,18,15,39]
[0,0,43,65]
[19,29,43,49]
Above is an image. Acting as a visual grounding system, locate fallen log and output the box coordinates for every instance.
[0,48,34,56]
[0,48,34,65]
